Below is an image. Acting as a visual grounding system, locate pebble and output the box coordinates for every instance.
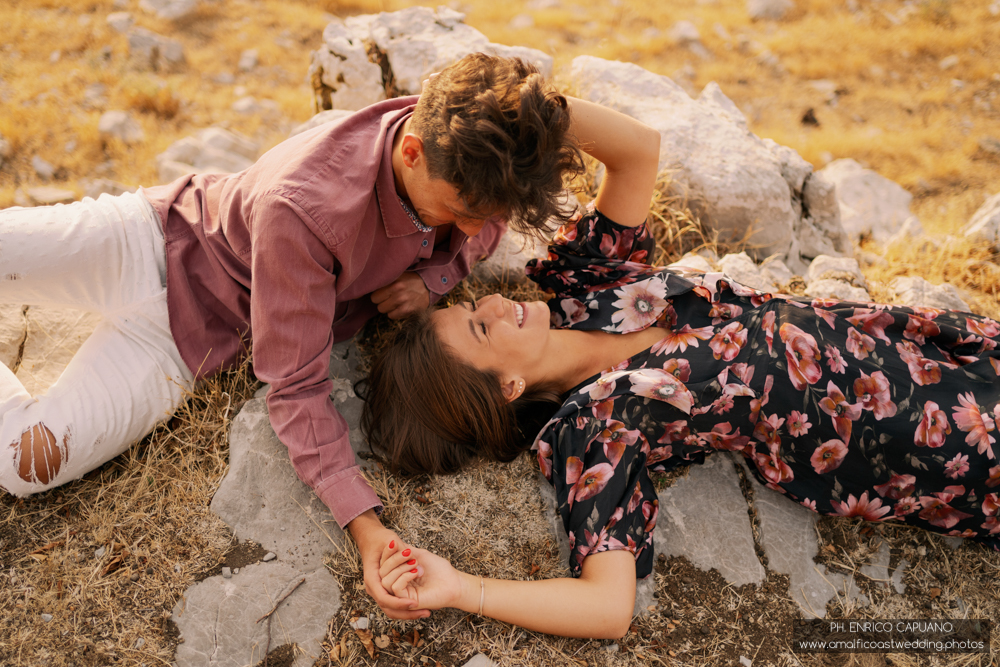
[41,613,53,622]
[174,563,182,573]
[682,576,694,584]
[95,546,107,559]
[130,571,140,582]
[33,155,55,180]
[351,616,369,630]
[601,643,619,653]
[917,546,927,557]
[233,568,239,574]
[740,656,753,667]
[221,567,232,579]
[134,637,145,649]
[262,552,276,562]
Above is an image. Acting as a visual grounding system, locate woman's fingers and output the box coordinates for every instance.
[379,538,402,567]
[390,568,420,598]
[379,545,416,578]
[381,560,421,597]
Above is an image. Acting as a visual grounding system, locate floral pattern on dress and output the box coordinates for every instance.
[524,206,1000,579]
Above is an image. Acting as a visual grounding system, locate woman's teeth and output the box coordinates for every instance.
[515,303,524,327]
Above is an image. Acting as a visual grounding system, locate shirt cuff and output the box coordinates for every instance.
[314,465,384,529]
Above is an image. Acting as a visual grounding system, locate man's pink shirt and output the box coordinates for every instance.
[142,97,504,528]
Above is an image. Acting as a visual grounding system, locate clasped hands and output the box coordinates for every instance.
[377,539,470,617]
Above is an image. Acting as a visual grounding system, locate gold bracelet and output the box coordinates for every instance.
[478,576,485,616]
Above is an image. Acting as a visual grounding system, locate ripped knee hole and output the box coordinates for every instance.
[13,424,67,485]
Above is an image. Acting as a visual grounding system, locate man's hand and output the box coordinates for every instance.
[347,510,430,620]
[371,272,430,319]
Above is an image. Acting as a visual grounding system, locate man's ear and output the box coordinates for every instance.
[500,376,526,404]
[399,133,425,169]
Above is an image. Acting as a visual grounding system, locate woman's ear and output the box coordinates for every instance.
[500,376,527,403]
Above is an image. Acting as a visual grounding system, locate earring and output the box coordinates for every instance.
[518,380,525,395]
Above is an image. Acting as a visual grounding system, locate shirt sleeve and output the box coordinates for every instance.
[249,196,382,529]
[413,220,506,299]
[525,206,656,299]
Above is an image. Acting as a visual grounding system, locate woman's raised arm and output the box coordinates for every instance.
[380,542,637,639]
[566,97,661,228]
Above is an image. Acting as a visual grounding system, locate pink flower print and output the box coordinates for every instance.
[831,491,892,521]
[653,324,715,355]
[991,358,1000,376]
[599,233,618,258]
[982,493,999,517]
[592,399,615,421]
[904,315,940,346]
[642,499,659,532]
[846,328,876,360]
[918,494,973,528]
[702,422,751,452]
[853,370,897,420]
[988,465,1000,488]
[847,308,895,345]
[558,298,590,326]
[947,528,976,538]
[944,453,970,479]
[730,363,755,385]
[597,420,639,448]
[801,498,817,512]
[912,306,944,320]
[567,463,615,507]
[763,310,776,354]
[874,474,917,499]
[983,517,1000,534]
[787,410,812,437]
[810,439,848,474]
[753,448,794,486]
[952,392,996,459]
[710,321,748,361]
[813,307,837,330]
[753,413,785,447]
[824,345,847,374]
[819,380,862,441]
[647,445,673,466]
[629,369,695,413]
[810,298,841,309]
[894,497,921,517]
[711,394,735,415]
[779,323,823,390]
[553,221,578,243]
[627,482,643,515]
[658,420,691,444]
[914,401,951,448]
[896,341,942,386]
[749,374,774,425]
[966,316,1000,338]
[709,302,743,324]
[584,373,618,401]
[662,358,691,382]
[657,302,678,330]
[536,439,553,479]
[610,280,667,332]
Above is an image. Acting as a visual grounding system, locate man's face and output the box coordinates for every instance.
[406,164,488,237]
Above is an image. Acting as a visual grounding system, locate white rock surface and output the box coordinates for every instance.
[804,279,870,302]
[962,192,1000,245]
[667,252,717,274]
[128,27,185,71]
[98,111,144,144]
[462,655,500,667]
[32,156,55,181]
[309,21,387,111]
[890,276,970,311]
[237,49,258,72]
[806,254,866,287]
[570,56,847,271]
[139,0,197,20]
[471,230,547,286]
[26,187,76,206]
[105,11,133,33]
[817,158,919,243]
[289,109,355,138]
[231,96,279,115]
[748,0,794,20]
[760,258,795,287]
[156,127,259,182]
[83,179,136,200]
[718,252,778,293]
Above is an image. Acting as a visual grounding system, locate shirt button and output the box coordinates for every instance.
[441,276,448,284]
[422,239,428,247]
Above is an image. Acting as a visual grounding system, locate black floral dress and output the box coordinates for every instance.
[525,207,1000,579]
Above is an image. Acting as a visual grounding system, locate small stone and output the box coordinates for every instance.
[602,643,620,652]
[238,49,258,72]
[508,14,534,30]
[262,552,276,562]
[174,563,182,573]
[130,571,140,582]
[95,546,107,559]
[212,71,235,85]
[979,136,1000,156]
[98,111,145,144]
[939,55,959,70]
[917,546,927,557]
[106,11,134,33]
[740,656,752,667]
[145,567,154,575]
[32,156,55,180]
[351,616,369,630]
[27,186,76,205]
[682,576,694,584]
[233,568,239,574]
[134,637,145,649]
[221,567,232,579]
[41,613,53,622]
[49,50,61,63]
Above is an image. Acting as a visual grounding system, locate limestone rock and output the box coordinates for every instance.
[231,96,279,115]
[17,307,102,396]
[237,49,258,72]
[139,0,197,20]
[98,111,145,144]
[760,258,794,287]
[32,156,55,181]
[156,127,259,182]
[26,187,76,206]
[83,179,135,200]
[309,21,386,112]
[570,56,846,270]
[718,252,778,293]
[890,276,970,311]
[667,252,716,274]
[962,192,1000,245]
[654,453,765,586]
[462,655,500,667]
[172,561,339,667]
[817,158,920,243]
[804,279,870,302]
[128,27,185,71]
[806,254,866,287]
[470,230,547,286]
[289,109,354,138]
[106,11,133,32]
[748,0,794,20]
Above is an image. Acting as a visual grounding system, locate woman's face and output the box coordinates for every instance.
[431,294,550,384]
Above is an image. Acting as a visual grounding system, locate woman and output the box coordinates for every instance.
[363,134,1000,639]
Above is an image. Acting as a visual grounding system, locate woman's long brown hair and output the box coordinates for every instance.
[359,309,563,476]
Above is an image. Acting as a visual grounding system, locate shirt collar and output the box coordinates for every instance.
[376,110,431,239]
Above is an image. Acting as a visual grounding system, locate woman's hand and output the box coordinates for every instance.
[379,543,468,612]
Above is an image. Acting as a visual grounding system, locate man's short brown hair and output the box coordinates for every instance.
[410,53,585,234]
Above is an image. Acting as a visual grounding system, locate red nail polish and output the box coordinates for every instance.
[402,548,411,557]
[410,568,418,574]
[407,559,416,565]
[388,540,395,549]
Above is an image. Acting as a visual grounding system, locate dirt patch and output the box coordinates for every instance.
[194,539,269,581]
[254,643,296,667]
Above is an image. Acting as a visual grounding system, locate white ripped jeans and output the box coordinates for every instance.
[0,191,194,496]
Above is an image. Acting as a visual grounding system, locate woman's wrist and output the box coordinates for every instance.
[454,571,482,614]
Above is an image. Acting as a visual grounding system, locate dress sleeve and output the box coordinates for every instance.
[249,195,382,529]
[525,206,656,300]
[538,414,660,579]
